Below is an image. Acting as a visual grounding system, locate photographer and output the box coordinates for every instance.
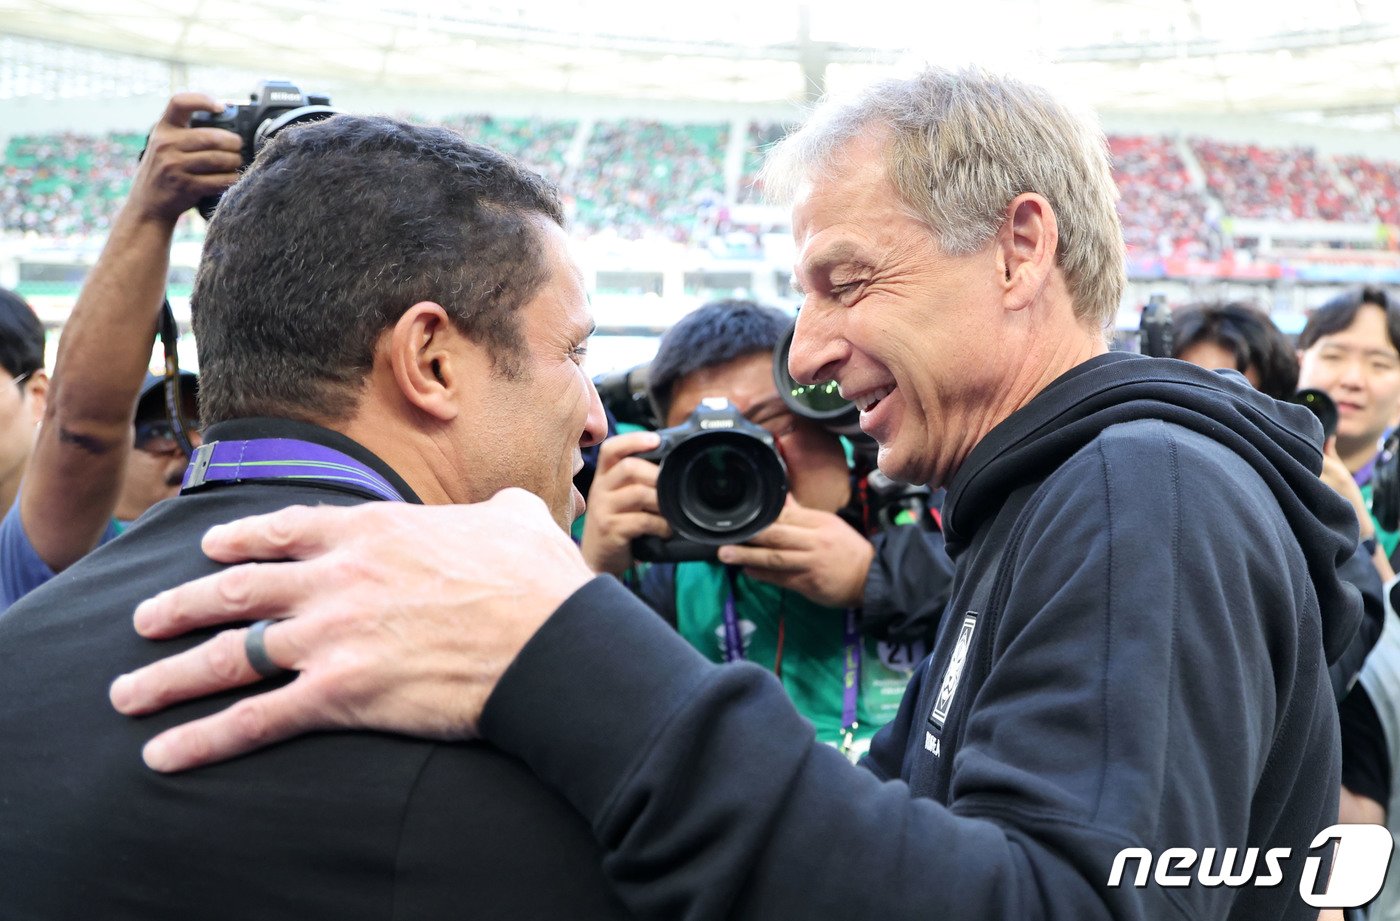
[0,93,234,609]
[581,299,952,754]
[1171,300,1298,400]
[1293,288,1400,909]
[1295,287,1400,582]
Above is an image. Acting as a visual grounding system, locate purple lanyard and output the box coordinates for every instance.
[722,567,862,745]
[182,438,406,504]
[840,607,861,747]
[721,567,746,664]
[1355,453,1378,489]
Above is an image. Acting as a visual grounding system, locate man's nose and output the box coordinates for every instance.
[787,306,848,386]
[580,377,608,449]
[1338,357,1367,390]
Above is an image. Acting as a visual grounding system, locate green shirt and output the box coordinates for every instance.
[673,562,923,750]
[1361,480,1400,561]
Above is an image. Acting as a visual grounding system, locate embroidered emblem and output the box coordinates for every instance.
[930,614,977,730]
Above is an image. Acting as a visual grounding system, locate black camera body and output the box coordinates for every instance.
[188,80,338,219]
[594,363,659,431]
[1139,293,1174,358]
[631,398,788,563]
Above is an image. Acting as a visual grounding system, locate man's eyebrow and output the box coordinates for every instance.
[793,242,868,296]
[1319,342,1399,359]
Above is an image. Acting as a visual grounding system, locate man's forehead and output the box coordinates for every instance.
[1313,310,1399,355]
[678,352,775,398]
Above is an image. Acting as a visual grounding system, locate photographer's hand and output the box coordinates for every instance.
[131,93,243,224]
[19,93,242,576]
[109,490,594,772]
[717,496,874,608]
[579,431,671,576]
[1321,436,1394,580]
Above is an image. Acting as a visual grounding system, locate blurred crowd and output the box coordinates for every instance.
[1190,138,1373,224]
[8,119,1400,255]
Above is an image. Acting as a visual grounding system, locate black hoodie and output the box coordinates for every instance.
[481,351,1363,921]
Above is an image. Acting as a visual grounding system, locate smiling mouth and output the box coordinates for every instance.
[852,385,895,413]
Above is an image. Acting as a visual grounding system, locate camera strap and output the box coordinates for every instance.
[181,438,407,504]
[839,608,862,754]
[721,567,862,751]
[1355,453,1378,488]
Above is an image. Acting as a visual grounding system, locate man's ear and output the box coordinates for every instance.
[386,303,480,422]
[996,192,1057,312]
[25,371,48,426]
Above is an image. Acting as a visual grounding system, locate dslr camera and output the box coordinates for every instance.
[1138,293,1173,358]
[188,79,338,219]
[631,398,788,563]
[593,362,659,430]
[771,316,938,529]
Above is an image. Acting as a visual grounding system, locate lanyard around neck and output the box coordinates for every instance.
[721,566,862,749]
[182,438,406,504]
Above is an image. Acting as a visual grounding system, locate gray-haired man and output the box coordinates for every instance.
[114,68,1362,920]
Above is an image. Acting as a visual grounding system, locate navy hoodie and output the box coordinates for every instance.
[481,351,1362,921]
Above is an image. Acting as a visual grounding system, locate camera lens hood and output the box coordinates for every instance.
[772,319,863,438]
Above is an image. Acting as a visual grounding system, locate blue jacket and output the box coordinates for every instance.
[481,352,1362,921]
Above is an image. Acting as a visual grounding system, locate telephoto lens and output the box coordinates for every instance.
[1293,388,1338,442]
[772,319,863,438]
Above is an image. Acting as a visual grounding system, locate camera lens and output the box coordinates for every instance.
[1293,388,1338,441]
[787,379,846,414]
[681,444,763,529]
[655,429,787,545]
[772,320,862,437]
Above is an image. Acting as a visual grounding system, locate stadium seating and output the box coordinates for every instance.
[738,120,790,205]
[1337,154,1400,226]
[1108,135,1217,258]
[570,119,728,242]
[435,114,574,186]
[6,121,1400,252]
[2,131,200,240]
[1189,138,1369,223]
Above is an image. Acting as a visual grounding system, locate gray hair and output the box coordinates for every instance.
[762,66,1126,334]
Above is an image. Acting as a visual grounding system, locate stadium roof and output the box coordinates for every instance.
[4,0,1400,115]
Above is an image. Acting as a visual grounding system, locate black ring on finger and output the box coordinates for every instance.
[244,619,293,680]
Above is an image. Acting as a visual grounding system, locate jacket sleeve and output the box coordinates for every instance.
[860,525,954,643]
[478,422,1317,921]
[1327,543,1385,701]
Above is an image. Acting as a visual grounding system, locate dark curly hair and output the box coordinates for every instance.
[192,115,565,424]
